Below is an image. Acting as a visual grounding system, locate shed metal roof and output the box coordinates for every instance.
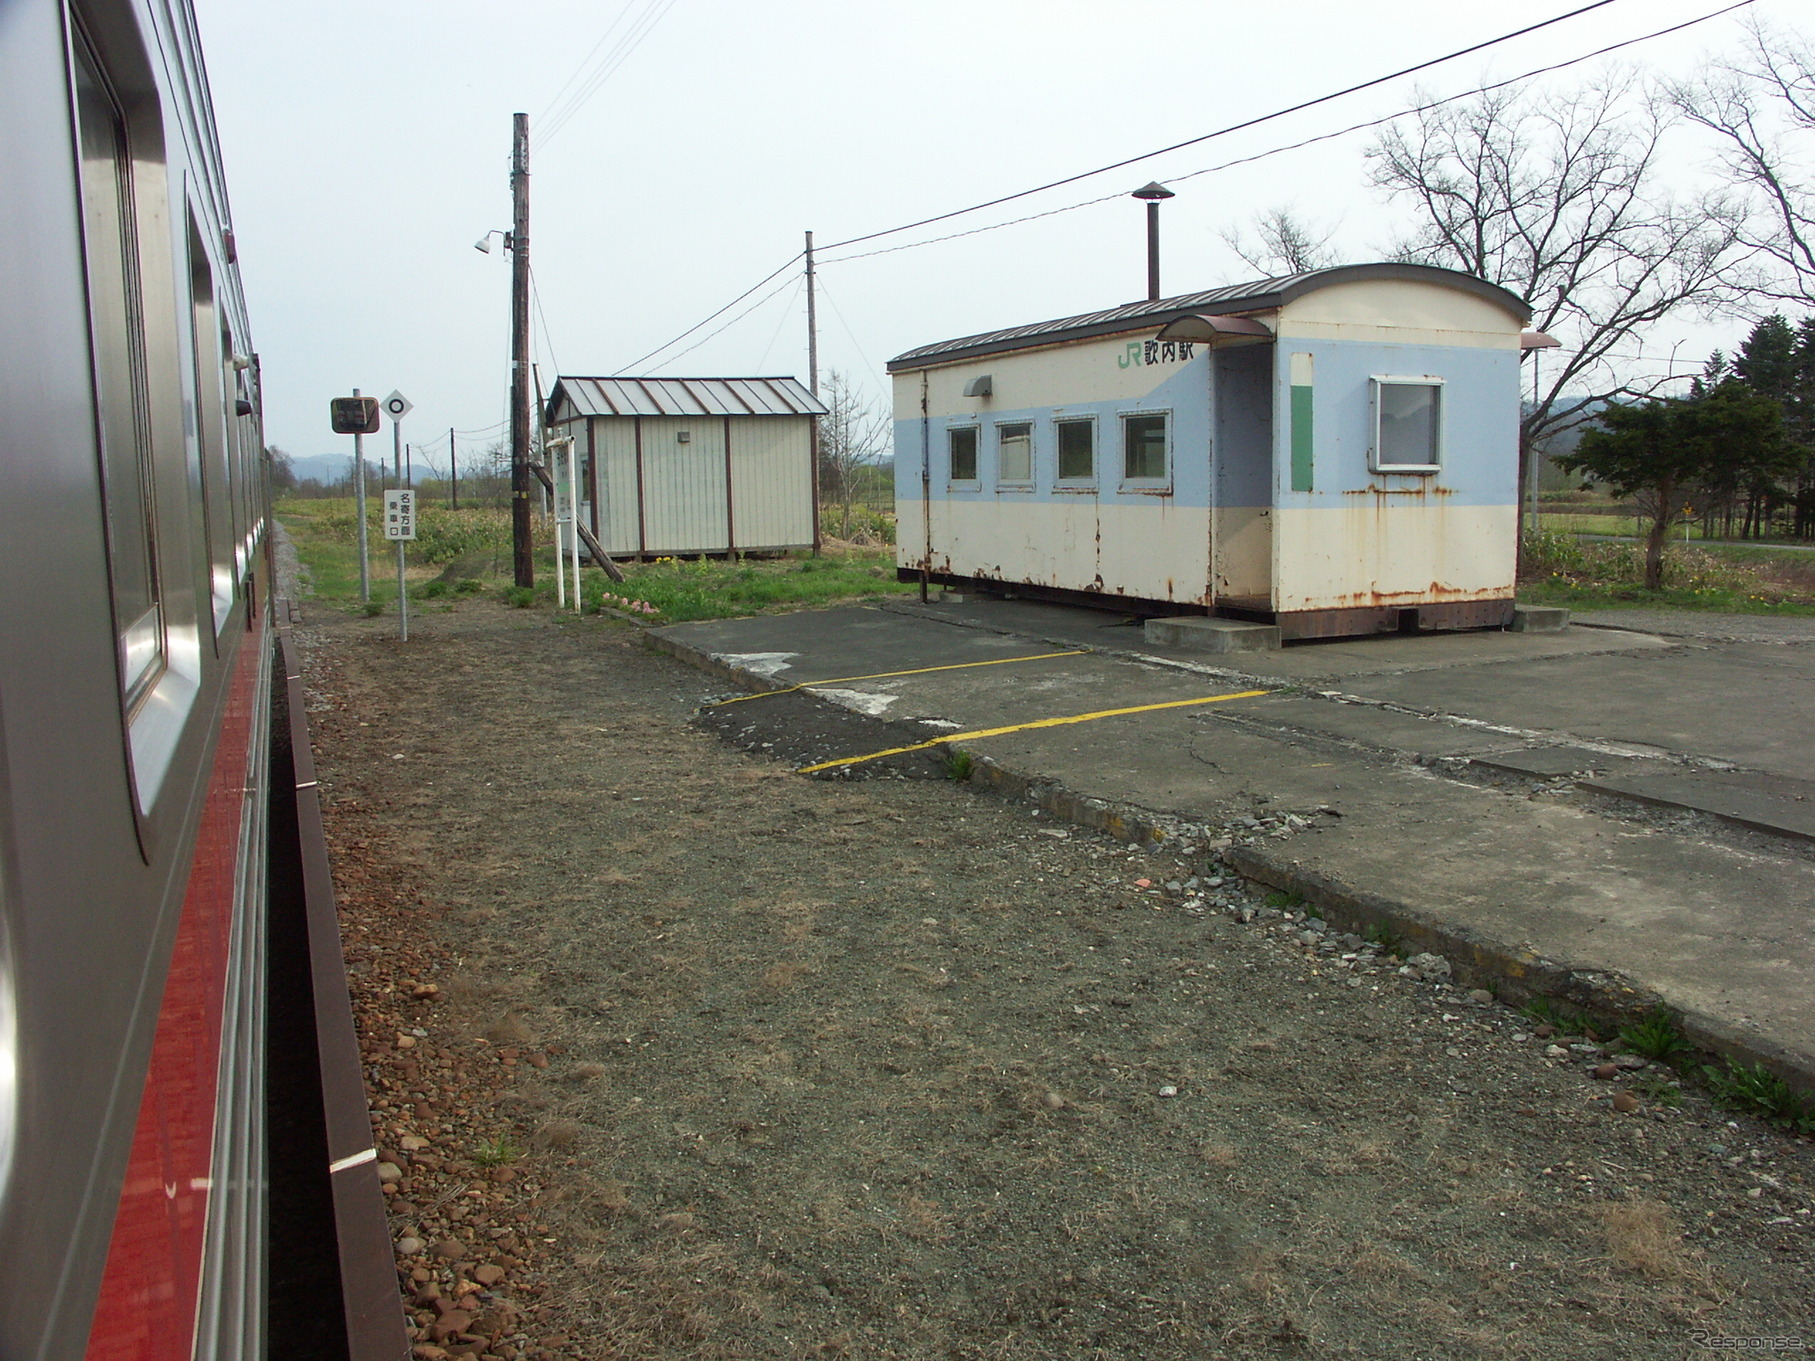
[886,263,1532,372]
[547,375,827,420]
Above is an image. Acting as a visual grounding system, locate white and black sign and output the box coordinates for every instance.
[383,489,416,540]
[382,389,414,422]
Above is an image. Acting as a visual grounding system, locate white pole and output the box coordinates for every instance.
[553,441,566,611]
[394,416,408,641]
[567,437,582,612]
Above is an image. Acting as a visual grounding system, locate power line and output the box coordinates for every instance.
[540,0,682,145]
[817,0,1754,269]
[755,276,806,371]
[590,0,1745,389]
[617,252,803,371]
[812,276,885,389]
[535,0,644,125]
[820,0,1629,254]
[530,268,565,384]
[633,273,802,372]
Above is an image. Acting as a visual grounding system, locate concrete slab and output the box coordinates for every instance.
[1472,747,1618,779]
[1206,694,1518,761]
[1583,769,1815,844]
[652,599,1815,1092]
[1572,609,1815,644]
[1335,641,1815,781]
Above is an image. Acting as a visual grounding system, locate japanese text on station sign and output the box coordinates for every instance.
[383,489,416,540]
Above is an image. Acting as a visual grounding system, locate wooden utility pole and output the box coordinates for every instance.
[804,230,818,395]
[449,426,458,509]
[510,112,535,587]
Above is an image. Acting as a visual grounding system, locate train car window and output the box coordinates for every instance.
[220,326,244,569]
[73,31,164,708]
[187,218,235,634]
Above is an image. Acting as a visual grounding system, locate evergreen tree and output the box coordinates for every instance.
[1561,378,1788,588]
[1734,316,1797,397]
[1789,318,1815,537]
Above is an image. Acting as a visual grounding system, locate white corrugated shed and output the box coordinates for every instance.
[545,376,826,557]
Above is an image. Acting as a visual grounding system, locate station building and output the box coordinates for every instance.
[887,263,1547,640]
[544,375,825,558]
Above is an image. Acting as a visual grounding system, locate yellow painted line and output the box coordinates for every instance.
[710,649,1091,707]
[797,689,1271,774]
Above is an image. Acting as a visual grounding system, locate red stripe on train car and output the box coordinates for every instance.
[85,632,263,1361]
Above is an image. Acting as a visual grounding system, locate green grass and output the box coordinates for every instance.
[1538,509,1815,553]
[579,553,914,622]
[1519,527,1815,615]
[1519,996,1588,1033]
[1262,889,1306,910]
[944,750,974,781]
[470,1135,523,1168]
[1618,1009,1692,1063]
[1704,1061,1815,1133]
[277,496,915,621]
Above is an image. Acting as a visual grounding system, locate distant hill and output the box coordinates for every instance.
[287,452,463,486]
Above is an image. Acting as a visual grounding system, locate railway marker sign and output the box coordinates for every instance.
[382,389,413,422]
[382,489,416,540]
[330,395,380,434]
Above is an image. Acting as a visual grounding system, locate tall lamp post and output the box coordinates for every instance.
[1132,181,1175,302]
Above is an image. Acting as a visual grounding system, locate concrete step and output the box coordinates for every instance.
[1144,616,1282,653]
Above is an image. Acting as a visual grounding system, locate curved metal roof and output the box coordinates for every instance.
[885,263,1532,371]
[546,375,827,420]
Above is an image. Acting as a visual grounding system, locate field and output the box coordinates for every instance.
[275,496,914,623]
[1519,526,1815,615]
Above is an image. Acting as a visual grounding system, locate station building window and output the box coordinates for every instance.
[948,426,978,483]
[1371,377,1443,473]
[1122,412,1169,483]
[996,422,1032,485]
[1056,418,1095,483]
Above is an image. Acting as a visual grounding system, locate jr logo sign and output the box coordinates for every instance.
[1118,339,1195,369]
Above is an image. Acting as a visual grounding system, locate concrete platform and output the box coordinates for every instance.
[651,599,1815,1095]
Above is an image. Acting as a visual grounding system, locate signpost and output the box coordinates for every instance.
[384,391,415,640]
[549,435,581,613]
[383,488,415,639]
[330,391,381,601]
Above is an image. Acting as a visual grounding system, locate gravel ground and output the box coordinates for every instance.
[294,596,1814,1361]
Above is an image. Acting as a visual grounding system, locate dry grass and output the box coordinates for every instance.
[1347,1246,1421,1281]
[1598,1199,1696,1277]
[758,961,812,991]
[484,1011,534,1046]
[534,1117,583,1151]
[1198,1142,1239,1168]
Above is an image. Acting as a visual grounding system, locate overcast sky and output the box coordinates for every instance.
[190,0,1802,470]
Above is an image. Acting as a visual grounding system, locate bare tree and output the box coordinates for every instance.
[817,370,890,540]
[1368,77,1746,461]
[1220,206,1340,276]
[1672,18,1815,309]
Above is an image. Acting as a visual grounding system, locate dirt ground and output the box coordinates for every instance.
[294,594,1814,1361]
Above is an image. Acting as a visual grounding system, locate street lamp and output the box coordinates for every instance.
[473,229,512,254]
[1131,182,1175,302]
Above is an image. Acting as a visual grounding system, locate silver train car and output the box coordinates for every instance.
[0,1,403,1355]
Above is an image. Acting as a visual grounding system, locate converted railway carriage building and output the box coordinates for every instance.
[889,263,1544,640]
[544,375,826,559]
